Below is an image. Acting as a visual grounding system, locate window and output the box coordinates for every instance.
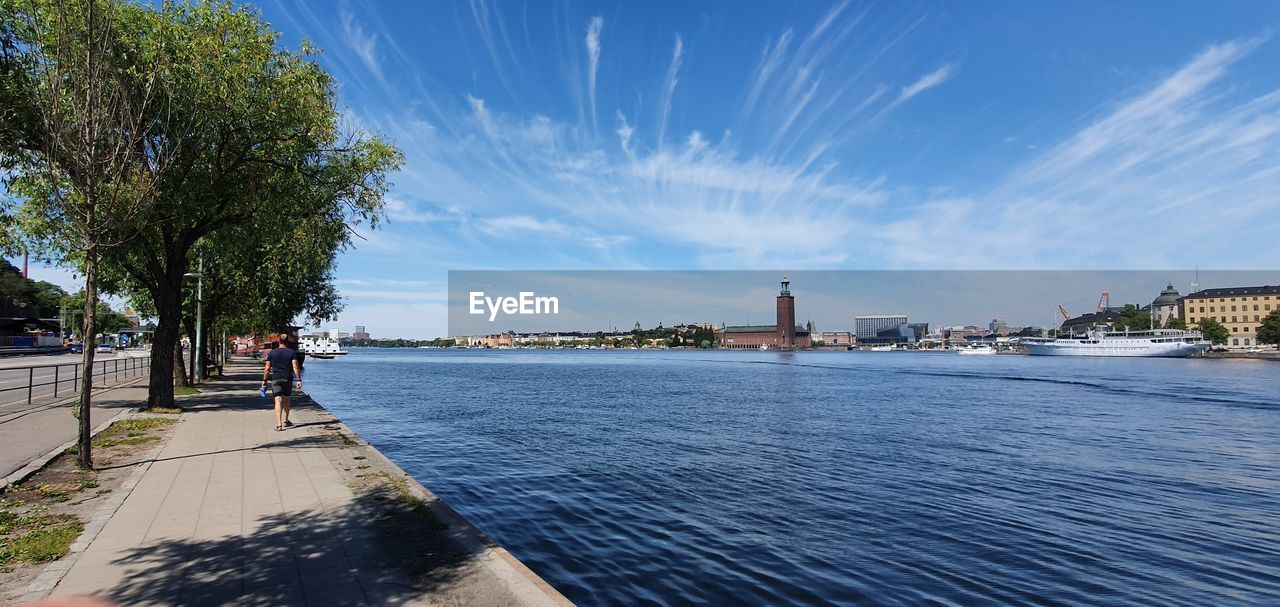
[1200,306,1205,313]
[1232,316,1238,322]
[1233,338,1239,345]
[1254,316,1260,322]
[1210,306,1216,312]
[1189,317,1196,323]
[1245,338,1252,345]
[1254,305,1260,311]
[1231,306,1237,312]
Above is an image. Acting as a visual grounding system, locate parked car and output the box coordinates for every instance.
[69,343,83,354]
[96,343,114,354]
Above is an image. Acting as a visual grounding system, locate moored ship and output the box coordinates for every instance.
[298,335,348,359]
[1022,329,1210,357]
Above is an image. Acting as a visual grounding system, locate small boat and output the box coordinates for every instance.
[869,345,895,352]
[957,345,996,355]
[759,344,770,351]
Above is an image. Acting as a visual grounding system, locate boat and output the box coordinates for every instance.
[298,335,348,359]
[1022,329,1210,357]
[957,345,996,355]
[869,345,896,352]
[759,344,770,351]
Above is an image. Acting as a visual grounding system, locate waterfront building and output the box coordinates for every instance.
[989,318,1006,332]
[1181,285,1279,348]
[720,276,813,349]
[818,331,855,346]
[352,325,370,340]
[1151,285,1182,327]
[855,315,908,340]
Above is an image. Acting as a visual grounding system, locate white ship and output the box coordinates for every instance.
[298,335,348,359]
[1022,329,1210,357]
[956,345,997,355]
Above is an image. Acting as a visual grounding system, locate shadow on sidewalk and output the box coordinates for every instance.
[105,487,492,605]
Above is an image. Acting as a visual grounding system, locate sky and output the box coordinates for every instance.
[13,1,1280,338]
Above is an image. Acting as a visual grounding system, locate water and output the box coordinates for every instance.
[304,349,1280,605]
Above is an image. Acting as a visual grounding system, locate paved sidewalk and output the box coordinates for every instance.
[35,361,571,606]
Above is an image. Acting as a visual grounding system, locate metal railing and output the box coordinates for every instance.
[0,355,151,409]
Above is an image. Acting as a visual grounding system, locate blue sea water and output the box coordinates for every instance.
[303,348,1280,606]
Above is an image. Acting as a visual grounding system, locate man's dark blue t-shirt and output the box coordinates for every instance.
[266,346,296,379]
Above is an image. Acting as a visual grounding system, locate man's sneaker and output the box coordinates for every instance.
[284,420,295,428]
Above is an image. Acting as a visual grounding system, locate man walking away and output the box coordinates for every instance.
[262,333,302,431]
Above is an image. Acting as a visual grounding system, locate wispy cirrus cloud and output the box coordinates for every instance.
[878,38,1280,268]
[586,16,603,130]
[897,63,955,102]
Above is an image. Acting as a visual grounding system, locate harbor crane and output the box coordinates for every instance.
[1059,305,1071,321]
[1096,292,1110,313]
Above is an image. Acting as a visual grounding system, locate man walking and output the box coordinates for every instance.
[262,333,302,431]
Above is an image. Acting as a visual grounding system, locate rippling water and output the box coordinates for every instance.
[304,349,1280,605]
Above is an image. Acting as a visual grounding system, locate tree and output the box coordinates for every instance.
[59,290,130,337]
[1164,316,1187,330]
[1111,304,1153,332]
[95,2,400,408]
[1197,317,1229,345]
[2,0,174,468]
[1257,310,1280,346]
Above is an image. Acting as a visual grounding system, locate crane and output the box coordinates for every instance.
[1096,292,1110,313]
[1059,305,1071,321]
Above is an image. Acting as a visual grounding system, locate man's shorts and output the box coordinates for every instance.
[270,376,294,397]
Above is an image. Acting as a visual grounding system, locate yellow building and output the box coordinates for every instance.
[1181,285,1279,349]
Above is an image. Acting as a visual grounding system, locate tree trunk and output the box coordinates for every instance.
[77,251,99,469]
[147,294,181,409]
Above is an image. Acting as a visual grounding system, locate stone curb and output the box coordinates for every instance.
[307,394,575,606]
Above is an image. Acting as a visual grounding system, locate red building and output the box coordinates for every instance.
[720,276,813,350]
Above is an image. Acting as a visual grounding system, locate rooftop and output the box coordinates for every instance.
[1184,285,1279,298]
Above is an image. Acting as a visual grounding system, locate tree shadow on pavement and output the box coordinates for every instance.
[103,486,500,606]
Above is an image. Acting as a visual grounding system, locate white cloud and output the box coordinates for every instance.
[878,39,1280,269]
[586,16,603,129]
[657,35,683,150]
[340,8,382,80]
[898,63,955,102]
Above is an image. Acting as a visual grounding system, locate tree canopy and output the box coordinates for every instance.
[1256,310,1280,346]
[1197,317,1229,345]
[1,0,401,412]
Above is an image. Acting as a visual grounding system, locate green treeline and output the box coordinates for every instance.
[1,0,401,467]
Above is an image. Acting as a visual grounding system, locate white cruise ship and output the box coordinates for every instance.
[1022,329,1210,357]
[298,335,348,358]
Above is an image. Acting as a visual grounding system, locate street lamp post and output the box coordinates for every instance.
[183,254,204,382]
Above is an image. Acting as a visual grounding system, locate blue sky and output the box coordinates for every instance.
[17,1,1280,338]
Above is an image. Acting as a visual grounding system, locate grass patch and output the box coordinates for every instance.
[173,386,200,396]
[34,485,70,503]
[91,418,176,449]
[137,405,183,415]
[373,472,447,531]
[0,510,83,569]
[338,433,357,448]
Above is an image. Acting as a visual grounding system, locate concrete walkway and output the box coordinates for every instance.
[34,361,571,606]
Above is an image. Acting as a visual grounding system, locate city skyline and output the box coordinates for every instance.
[12,1,1280,339]
[444,270,1279,339]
